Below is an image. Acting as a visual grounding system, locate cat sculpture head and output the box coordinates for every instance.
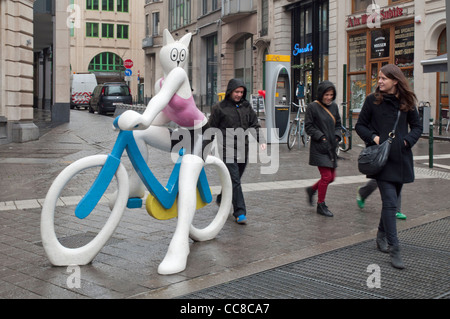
[159,29,192,75]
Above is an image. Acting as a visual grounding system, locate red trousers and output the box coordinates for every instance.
[311,167,336,203]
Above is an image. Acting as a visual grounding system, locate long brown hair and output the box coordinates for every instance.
[374,64,417,112]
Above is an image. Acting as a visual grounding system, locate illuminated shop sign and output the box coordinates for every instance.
[293,43,313,56]
[347,6,404,28]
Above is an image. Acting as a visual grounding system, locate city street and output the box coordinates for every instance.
[0,109,449,301]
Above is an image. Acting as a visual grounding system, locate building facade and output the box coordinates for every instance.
[69,0,146,102]
[143,0,447,123]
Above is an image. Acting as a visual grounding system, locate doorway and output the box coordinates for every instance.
[370,60,389,93]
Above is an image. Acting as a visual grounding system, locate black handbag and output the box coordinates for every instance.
[358,111,401,175]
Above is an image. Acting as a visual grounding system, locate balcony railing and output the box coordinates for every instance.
[142,37,154,49]
[221,0,254,23]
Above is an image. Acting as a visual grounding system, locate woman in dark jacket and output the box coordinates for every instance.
[356,64,422,269]
[305,81,342,217]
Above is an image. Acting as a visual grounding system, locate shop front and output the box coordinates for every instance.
[347,9,414,111]
[288,0,329,106]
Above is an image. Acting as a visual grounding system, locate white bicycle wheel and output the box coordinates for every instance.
[41,155,129,266]
[189,155,232,242]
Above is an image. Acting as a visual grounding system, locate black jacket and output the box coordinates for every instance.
[208,79,265,161]
[305,81,342,168]
[355,93,422,183]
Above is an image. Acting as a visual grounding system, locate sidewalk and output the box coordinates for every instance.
[0,109,449,299]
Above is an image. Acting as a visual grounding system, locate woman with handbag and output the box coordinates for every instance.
[304,81,342,217]
[355,64,422,269]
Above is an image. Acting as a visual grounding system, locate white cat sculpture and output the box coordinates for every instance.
[116,29,232,275]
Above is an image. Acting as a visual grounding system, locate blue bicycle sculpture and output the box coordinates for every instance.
[41,117,232,273]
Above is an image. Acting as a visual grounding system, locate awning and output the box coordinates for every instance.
[421,54,448,73]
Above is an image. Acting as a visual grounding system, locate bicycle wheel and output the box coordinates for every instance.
[189,155,232,242]
[287,120,299,150]
[41,155,129,266]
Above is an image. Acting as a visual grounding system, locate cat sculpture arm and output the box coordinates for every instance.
[117,68,186,131]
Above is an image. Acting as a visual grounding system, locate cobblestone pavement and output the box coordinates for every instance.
[0,110,449,299]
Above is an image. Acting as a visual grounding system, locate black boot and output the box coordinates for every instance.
[389,245,405,269]
[306,187,316,207]
[317,202,333,217]
[376,231,388,253]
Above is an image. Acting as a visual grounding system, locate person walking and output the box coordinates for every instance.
[208,78,266,225]
[304,81,342,217]
[355,64,422,269]
[356,179,407,219]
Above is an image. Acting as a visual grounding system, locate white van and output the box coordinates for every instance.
[70,73,98,109]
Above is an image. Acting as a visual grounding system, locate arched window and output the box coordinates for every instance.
[88,52,123,72]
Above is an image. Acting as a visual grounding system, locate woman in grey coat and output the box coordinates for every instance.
[356,64,422,269]
[304,81,342,217]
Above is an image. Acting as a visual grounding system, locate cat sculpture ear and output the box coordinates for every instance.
[179,33,192,47]
[163,29,175,46]
[163,29,192,47]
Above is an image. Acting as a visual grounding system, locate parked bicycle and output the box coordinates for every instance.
[41,116,232,268]
[337,125,351,154]
[287,102,310,150]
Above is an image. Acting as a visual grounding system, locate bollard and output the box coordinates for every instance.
[429,118,434,169]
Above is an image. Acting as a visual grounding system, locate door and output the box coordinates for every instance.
[370,60,389,93]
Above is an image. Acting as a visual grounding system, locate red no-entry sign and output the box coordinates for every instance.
[124,59,133,69]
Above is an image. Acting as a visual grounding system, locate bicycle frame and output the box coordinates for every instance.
[75,129,212,220]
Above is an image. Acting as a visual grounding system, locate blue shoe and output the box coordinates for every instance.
[236,215,247,225]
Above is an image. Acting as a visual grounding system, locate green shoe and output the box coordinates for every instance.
[396,212,407,220]
[356,188,365,209]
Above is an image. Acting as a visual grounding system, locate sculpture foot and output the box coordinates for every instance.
[157,243,189,275]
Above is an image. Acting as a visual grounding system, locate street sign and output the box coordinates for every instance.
[125,69,132,77]
[124,59,133,69]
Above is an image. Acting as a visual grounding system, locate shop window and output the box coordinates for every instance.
[349,74,367,109]
[371,28,390,59]
[394,23,414,67]
[349,33,367,72]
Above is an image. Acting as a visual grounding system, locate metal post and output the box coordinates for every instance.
[342,64,347,128]
[429,118,434,169]
[349,109,353,150]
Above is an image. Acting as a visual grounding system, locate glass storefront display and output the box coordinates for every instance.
[347,19,415,110]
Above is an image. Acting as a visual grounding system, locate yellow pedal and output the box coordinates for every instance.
[146,190,210,220]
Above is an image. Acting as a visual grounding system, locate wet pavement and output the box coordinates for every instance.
[0,109,449,301]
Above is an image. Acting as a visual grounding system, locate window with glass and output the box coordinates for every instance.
[352,0,371,13]
[261,0,269,37]
[152,12,160,36]
[169,0,191,31]
[88,52,123,72]
[206,34,218,107]
[234,35,253,93]
[86,22,99,37]
[117,0,129,13]
[117,24,129,39]
[87,0,99,10]
[102,0,114,11]
[394,23,414,67]
[202,0,219,15]
[102,24,114,38]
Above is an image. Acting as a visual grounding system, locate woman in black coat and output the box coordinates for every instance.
[304,81,342,217]
[356,64,422,269]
